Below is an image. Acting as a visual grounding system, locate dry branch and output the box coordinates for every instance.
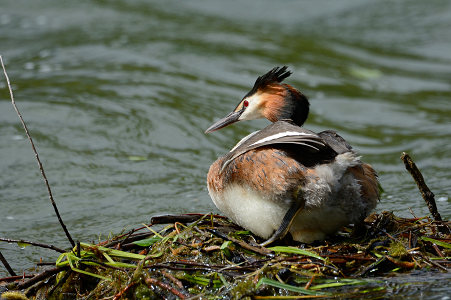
[0,274,34,283]
[16,266,68,290]
[207,228,274,257]
[401,152,450,234]
[145,277,188,299]
[0,249,16,276]
[0,237,66,253]
[0,55,75,247]
[112,282,136,300]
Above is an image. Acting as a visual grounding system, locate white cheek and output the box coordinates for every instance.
[238,95,262,121]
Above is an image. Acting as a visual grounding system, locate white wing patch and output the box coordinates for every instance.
[249,131,315,147]
[230,131,259,152]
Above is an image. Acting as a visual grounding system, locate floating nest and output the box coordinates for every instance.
[1,211,450,299]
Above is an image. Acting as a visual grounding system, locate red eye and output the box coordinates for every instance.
[243,100,249,107]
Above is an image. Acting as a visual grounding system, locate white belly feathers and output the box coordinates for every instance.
[208,152,371,243]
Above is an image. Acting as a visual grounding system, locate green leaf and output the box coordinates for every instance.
[430,256,451,260]
[310,279,368,290]
[372,251,383,258]
[106,261,137,268]
[128,155,147,161]
[220,241,232,250]
[147,251,163,258]
[71,266,111,281]
[79,260,136,269]
[234,231,251,235]
[183,274,222,288]
[55,253,67,265]
[80,243,146,260]
[268,246,325,261]
[102,252,115,264]
[256,278,328,295]
[133,236,161,247]
[220,241,232,257]
[218,273,229,288]
[17,242,31,248]
[419,237,451,249]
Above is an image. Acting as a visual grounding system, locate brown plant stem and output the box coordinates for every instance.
[0,237,66,253]
[0,274,34,283]
[113,282,136,300]
[401,152,450,234]
[145,277,188,299]
[206,228,274,257]
[16,266,67,290]
[0,55,75,247]
[161,269,184,290]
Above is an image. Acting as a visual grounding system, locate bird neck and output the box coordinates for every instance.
[275,85,310,127]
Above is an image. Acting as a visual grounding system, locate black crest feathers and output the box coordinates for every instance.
[245,66,292,97]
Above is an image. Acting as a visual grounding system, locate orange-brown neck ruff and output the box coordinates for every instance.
[258,84,286,123]
[258,84,309,127]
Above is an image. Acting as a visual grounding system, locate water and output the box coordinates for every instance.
[0,0,450,295]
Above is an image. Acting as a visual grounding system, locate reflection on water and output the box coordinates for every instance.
[0,0,450,293]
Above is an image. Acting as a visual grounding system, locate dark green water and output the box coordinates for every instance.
[1,0,450,296]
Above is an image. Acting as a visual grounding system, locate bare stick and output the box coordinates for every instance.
[145,277,188,299]
[113,282,136,300]
[0,249,17,276]
[0,237,66,253]
[401,152,450,234]
[0,56,75,247]
[206,228,274,257]
[161,269,184,289]
[0,274,34,283]
[16,266,67,290]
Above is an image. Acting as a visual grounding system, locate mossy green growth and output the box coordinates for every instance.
[0,292,29,300]
[229,277,259,299]
[389,241,408,258]
[134,283,156,299]
[3,212,450,299]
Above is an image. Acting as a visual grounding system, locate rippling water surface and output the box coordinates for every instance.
[1,0,450,295]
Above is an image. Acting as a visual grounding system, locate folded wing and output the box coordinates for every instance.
[221,121,339,172]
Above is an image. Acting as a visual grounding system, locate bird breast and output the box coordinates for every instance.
[207,149,378,242]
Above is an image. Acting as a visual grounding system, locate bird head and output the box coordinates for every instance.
[205,66,309,133]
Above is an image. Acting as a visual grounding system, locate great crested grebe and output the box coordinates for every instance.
[205,66,379,245]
